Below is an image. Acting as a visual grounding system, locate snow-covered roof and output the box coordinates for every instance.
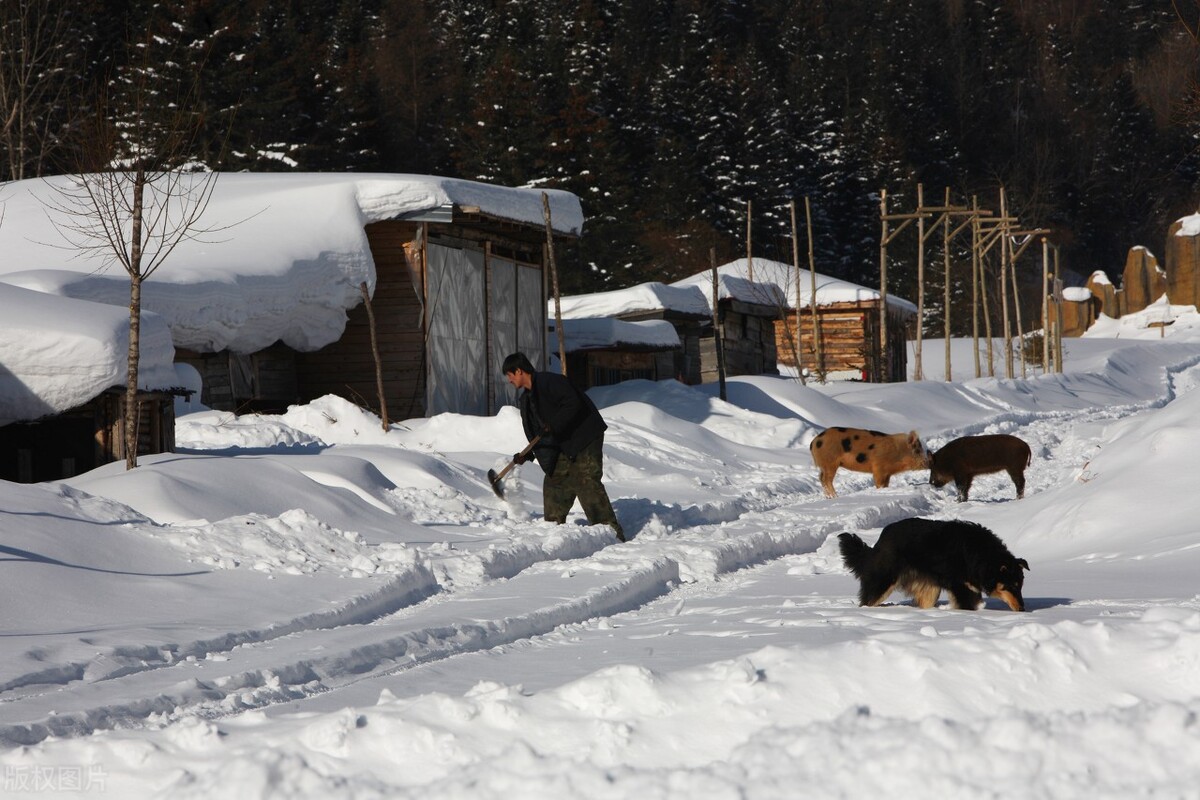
[559,258,917,322]
[677,258,917,313]
[670,267,788,309]
[0,282,180,425]
[557,281,710,319]
[550,317,680,353]
[0,173,583,355]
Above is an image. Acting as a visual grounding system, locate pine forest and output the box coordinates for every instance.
[3,0,1200,335]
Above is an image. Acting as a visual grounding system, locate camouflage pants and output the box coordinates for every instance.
[543,435,625,540]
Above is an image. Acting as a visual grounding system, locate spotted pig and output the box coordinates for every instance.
[809,427,930,498]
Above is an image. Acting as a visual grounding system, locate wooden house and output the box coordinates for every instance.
[549,317,681,390]
[689,277,782,382]
[670,266,786,382]
[559,271,785,385]
[558,282,711,384]
[177,211,569,418]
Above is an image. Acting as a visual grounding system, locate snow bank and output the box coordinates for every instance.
[1083,295,1200,339]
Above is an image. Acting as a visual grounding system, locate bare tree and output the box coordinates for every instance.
[0,0,74,180]
[46,30,225,469]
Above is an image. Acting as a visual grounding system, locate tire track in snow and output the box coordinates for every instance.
[0,484,936,745]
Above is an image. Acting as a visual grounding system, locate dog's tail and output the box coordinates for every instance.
[837,532,873,577]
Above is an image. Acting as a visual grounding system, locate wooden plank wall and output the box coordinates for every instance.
[699,307,778,383]
[774,306,872,375]
[295,221,428,419]
[176,350,235,409]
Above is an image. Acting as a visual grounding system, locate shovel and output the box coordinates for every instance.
[487,435,541,499]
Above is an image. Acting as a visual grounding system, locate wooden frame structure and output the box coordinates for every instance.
[880,184,1050,381]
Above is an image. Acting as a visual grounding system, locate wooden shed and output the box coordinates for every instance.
[550,317,682,391]
[557,282,711,385]
[687,257,916,382]
[559,270,785,385]
[700,289,781,382]
[670,267,784,383]
[178,216,564,418]
[0,282,187,483]
[0,174,583,423]
[0,390,181,483]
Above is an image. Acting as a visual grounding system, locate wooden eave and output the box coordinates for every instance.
[383,203,579,258]
[721,297,783,319]
[619,308,711,323]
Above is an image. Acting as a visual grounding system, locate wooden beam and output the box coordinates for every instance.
[880,211,934,221]
[1009,229,1052,261]
[882,216,916,245]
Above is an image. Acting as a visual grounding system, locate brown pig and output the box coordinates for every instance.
[809,427,930,498]
[929,434,1032,501]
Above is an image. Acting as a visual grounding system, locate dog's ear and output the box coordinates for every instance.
[1018,558,1030,572]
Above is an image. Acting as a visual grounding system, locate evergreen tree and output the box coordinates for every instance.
[22,0,1200,303]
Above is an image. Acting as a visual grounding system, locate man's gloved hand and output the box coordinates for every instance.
[513,451,529,465]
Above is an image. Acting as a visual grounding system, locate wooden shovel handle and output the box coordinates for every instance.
[493,433,542,484]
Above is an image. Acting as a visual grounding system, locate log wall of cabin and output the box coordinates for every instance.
[774,306,874,375]
[772,302,911,381]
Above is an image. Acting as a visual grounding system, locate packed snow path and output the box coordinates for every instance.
[1,353,1191,746]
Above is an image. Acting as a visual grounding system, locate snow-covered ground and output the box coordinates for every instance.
[4,309,1200,797]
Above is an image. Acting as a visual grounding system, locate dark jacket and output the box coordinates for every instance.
[518,371,607,474]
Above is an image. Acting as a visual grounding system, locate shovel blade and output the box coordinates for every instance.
[487,468,505,499]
